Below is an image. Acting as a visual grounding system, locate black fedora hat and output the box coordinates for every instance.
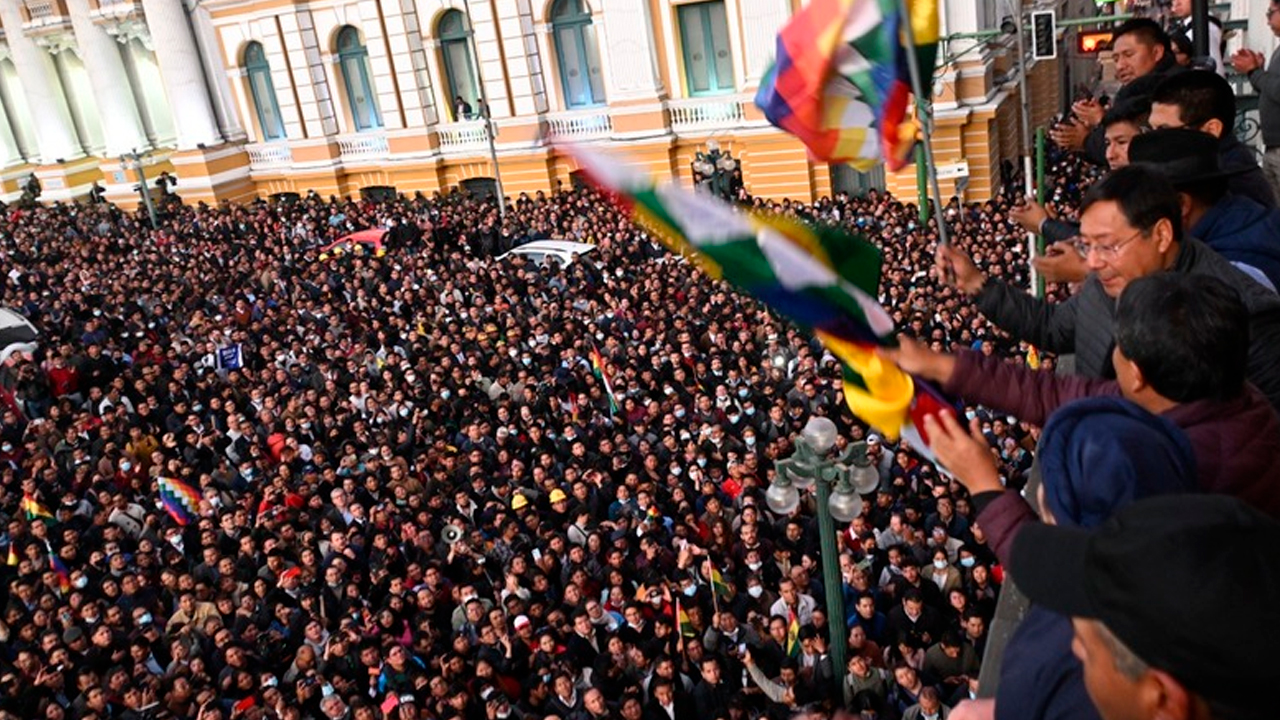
[1127,128,1249,187]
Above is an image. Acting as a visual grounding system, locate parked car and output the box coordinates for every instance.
[498,240,596,266]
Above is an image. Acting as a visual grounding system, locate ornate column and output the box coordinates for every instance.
[0,1,82,162]
[66,0,148,156]
[138,0,221,149]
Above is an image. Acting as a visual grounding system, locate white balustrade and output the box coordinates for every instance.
[337,133,389,162]
[668,96,751,134]
[246,143,292,168]
[25,0,57,19]
[437,121,490,153]
[546,110,612,140]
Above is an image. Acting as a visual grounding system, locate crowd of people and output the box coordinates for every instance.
[1,14,1279,720]
[0,147,1064,720]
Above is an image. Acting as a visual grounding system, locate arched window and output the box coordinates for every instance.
[336,26,382,131]
[244,42,286,141]
[438,10,480,121]
[677,1,734,96]
[551,0,605,108]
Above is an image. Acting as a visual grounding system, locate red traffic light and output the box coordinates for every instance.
[1078,31,1113,53]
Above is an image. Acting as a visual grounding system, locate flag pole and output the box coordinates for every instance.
[896,0,951,248]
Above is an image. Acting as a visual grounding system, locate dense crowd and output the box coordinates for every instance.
[0,168,1060,720]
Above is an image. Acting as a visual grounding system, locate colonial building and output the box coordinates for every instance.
[0,0,1233,207]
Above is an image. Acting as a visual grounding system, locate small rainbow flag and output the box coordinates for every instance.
[49,553,71,593]
[6,543,18,567]
[158,477,201,526]
[589,342,619,416]
[21,493,53,521]
[1027,345,1041,370]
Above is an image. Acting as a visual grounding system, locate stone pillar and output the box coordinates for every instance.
[139,0,222,149]
[0,1,82,162]
[66,0,149,156]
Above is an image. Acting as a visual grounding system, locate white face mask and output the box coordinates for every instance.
[747,586,763,598]
[933,559,948,570]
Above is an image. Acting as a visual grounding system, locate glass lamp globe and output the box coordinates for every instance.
[852,463,882,495]
[766,482,800,515]
[828,489,864,523]
[789,470,816,491]
[802,416,838,456]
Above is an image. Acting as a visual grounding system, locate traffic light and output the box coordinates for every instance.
[1031,11,1057,60]
[1077,31,1113,53]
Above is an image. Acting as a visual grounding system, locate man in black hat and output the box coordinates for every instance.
[1128,127,1280,291]
[1009,494,1280,720]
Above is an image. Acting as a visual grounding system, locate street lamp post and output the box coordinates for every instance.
[691,140,739,202]
[121,150,158,230]
[766,417,882,703]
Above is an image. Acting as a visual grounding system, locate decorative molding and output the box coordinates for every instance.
[34,32,78,56]
[105,19,153,50]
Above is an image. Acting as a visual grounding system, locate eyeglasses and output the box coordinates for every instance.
[1073,228,1147,260]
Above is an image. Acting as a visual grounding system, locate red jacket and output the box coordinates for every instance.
[946,351,1280,518]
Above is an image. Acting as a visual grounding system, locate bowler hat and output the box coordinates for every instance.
[1128,128,1247,186]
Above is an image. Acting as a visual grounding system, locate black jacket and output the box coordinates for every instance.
[975,237,1280,413]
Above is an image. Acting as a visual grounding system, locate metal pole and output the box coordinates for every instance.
[916,145,929,224]
[1190,0,1209,67]
[460,0,506,221]
[814,475,847,703]
[124,151,158,230]
[898,0,951,247]
[1035,127,1047,297]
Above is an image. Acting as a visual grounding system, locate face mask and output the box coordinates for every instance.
[960,557,976,568]
[737,388,749,398]
[747,561,763,572]
[727,415,740,424]
[399,408,410,417]
[674,409,686,419]
[682,586,697,597]
[933,559,948,570]
[744,407,755,416]
[650,597,663,607]
[747,586,763,598]
[121,461,133,472]
[670,467,682,476]
[0,444,10,453]
[138,612,153,625]
[664,387,674,396]
[745,436,756,447]
[74,576,89,589]
[441,390,451,399]
[696,458,707,468]
[965,410,977,421]
[679,432,691,442]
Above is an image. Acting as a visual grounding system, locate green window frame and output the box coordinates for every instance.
[676,1,734,96]
[438,10,480,120]
[244,42,286,141]
[336,26,383,131]
[551,0,605,108]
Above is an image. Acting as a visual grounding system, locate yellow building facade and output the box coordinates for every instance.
[0,0,1062,207]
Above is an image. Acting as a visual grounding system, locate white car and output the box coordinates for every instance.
[0,308,38,365]
[499,240,596,267]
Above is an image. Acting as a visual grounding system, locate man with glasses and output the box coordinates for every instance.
[938,164,1280,412]
[1231,0,1280,202]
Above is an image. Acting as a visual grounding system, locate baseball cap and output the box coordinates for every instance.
[549,489,567,504]
[1011,494,1280,704]
[513,615,531,630]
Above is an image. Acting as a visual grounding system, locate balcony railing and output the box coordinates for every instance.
[668,96,757,134]
[246,143,292,169]
[337,133,389,162]
[546,109,612,140]
[25,0,59,19]
[437,120,490,154]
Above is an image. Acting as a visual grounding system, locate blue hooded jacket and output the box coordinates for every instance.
[995,397,1197,720]
[1193,194,1280,293]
